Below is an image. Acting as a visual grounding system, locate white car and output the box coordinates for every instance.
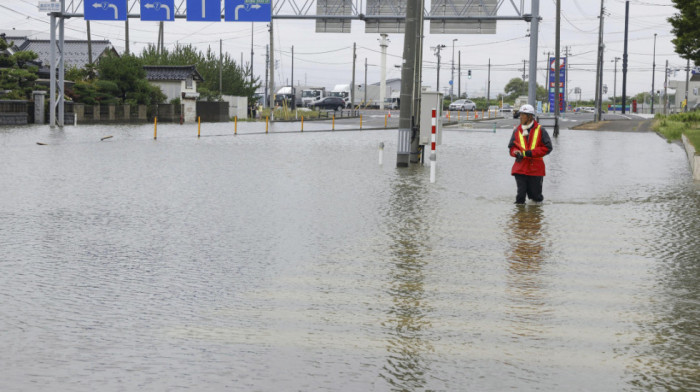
[449,99,476,111]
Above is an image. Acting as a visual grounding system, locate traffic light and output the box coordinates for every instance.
[468,70,472,79]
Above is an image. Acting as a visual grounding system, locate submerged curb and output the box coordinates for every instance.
[682,134,700,180]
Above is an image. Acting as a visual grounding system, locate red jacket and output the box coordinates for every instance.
[508,120,553,176]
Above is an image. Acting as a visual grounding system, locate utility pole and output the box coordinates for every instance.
[487,58,491,107]
[613,57,620,112]
[651,33,657,114]
[564,46,570,115]
[351,42,356,109]
[411,4,425,162]
[380,34,388,110]
[250,23,254,84]
[555,0,561,121]
[269,21,275,112]
[219,39,223,95]
[87,20,93,64]
[594,0,605,121]
[528,0,540,106]
[364,57,368,106]
[451,38,457,101]
[685,57,690,112]
[458,51,461,98]
[265,44,269,108]
[664,59,669,115]
[522,59,527,81]
[125,19,129,55]
[435,45,445,93]
[397,0,423,167]
[622,0,630,113]
[291,45,295,109]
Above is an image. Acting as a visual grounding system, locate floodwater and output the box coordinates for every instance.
[1,119,699,391]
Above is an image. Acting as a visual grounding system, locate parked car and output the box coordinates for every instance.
[448,99,476,111]
[310,96,346,111]
[488,105,500,113]
[501,104,513,113]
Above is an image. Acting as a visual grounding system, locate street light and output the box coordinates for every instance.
[612,57,620,112]
[451,38,458,101]
[651,33,657,114]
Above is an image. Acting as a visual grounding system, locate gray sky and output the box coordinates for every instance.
[0,0,684,101]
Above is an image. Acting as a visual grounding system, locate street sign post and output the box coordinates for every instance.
[225,0,271,22]
[186,0,221,21]
[84,0,127,21]
[141,0,175,21]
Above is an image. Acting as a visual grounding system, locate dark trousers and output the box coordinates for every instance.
[514,174,544,204]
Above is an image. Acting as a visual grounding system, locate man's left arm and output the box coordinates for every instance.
[525,128,553,157]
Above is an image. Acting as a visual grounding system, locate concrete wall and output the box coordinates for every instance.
[196,101,229,122]
[0,100,28,125]
[221,95,248,119]
[682,134,700,180]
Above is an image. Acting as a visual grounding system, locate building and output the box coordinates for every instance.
[668,73,700,112]
[144,65,203,122]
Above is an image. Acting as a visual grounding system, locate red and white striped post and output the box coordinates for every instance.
[430,108,437,183]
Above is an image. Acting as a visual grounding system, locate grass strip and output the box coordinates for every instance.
[653,113,700,151]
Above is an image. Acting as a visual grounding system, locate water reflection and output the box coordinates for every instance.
[627,189,700,390]
[379,168,434,391]
[504,205,552,338]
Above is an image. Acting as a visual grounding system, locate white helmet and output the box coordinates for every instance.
[519,104,535,115]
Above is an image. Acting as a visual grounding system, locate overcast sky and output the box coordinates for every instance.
[0,0,685,101]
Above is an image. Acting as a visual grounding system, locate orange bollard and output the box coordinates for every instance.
[198,116,201,138]
[235,116,237,135]
[153,116,157,140]
[301,115,304,132]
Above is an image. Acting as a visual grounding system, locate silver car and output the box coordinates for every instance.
[449,99,476,111]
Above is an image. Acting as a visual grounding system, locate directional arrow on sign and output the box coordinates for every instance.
[92,2,119,20]
[235,4,261,20]
[144,2,171,20]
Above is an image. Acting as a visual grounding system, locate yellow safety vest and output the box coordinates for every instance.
[518,125,541,154]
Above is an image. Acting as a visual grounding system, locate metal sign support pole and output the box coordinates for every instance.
[527,0,540,106]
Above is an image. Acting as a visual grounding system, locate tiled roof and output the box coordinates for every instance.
[16,40,116,69]
[143,65,204,82]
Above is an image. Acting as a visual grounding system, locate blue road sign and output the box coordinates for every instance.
[225,0,271,22]
[141,0,175,21]
[187,0,222,21]
[84,0,127,21]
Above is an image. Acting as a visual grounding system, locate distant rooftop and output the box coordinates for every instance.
[144,65,204,82]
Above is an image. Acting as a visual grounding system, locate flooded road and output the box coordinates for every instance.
[1,121,699,391]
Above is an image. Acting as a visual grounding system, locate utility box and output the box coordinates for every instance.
[420,91,444,146]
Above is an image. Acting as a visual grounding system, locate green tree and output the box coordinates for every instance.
[503,78,548,103]
[140,43,259,102]
[0,36,41,100]
[80,52,165,105]
[669,0,699,63]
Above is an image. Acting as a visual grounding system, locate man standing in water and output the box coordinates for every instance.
[508,104,553,204]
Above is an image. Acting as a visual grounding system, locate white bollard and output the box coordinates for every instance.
[378,142,384,165]
[430,152,436,183]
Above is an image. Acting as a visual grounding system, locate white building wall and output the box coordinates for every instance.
[221,95,248,119]
[152,81,181,102]
[150,80,199,102]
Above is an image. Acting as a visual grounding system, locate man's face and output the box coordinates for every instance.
[519,112,531,126]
